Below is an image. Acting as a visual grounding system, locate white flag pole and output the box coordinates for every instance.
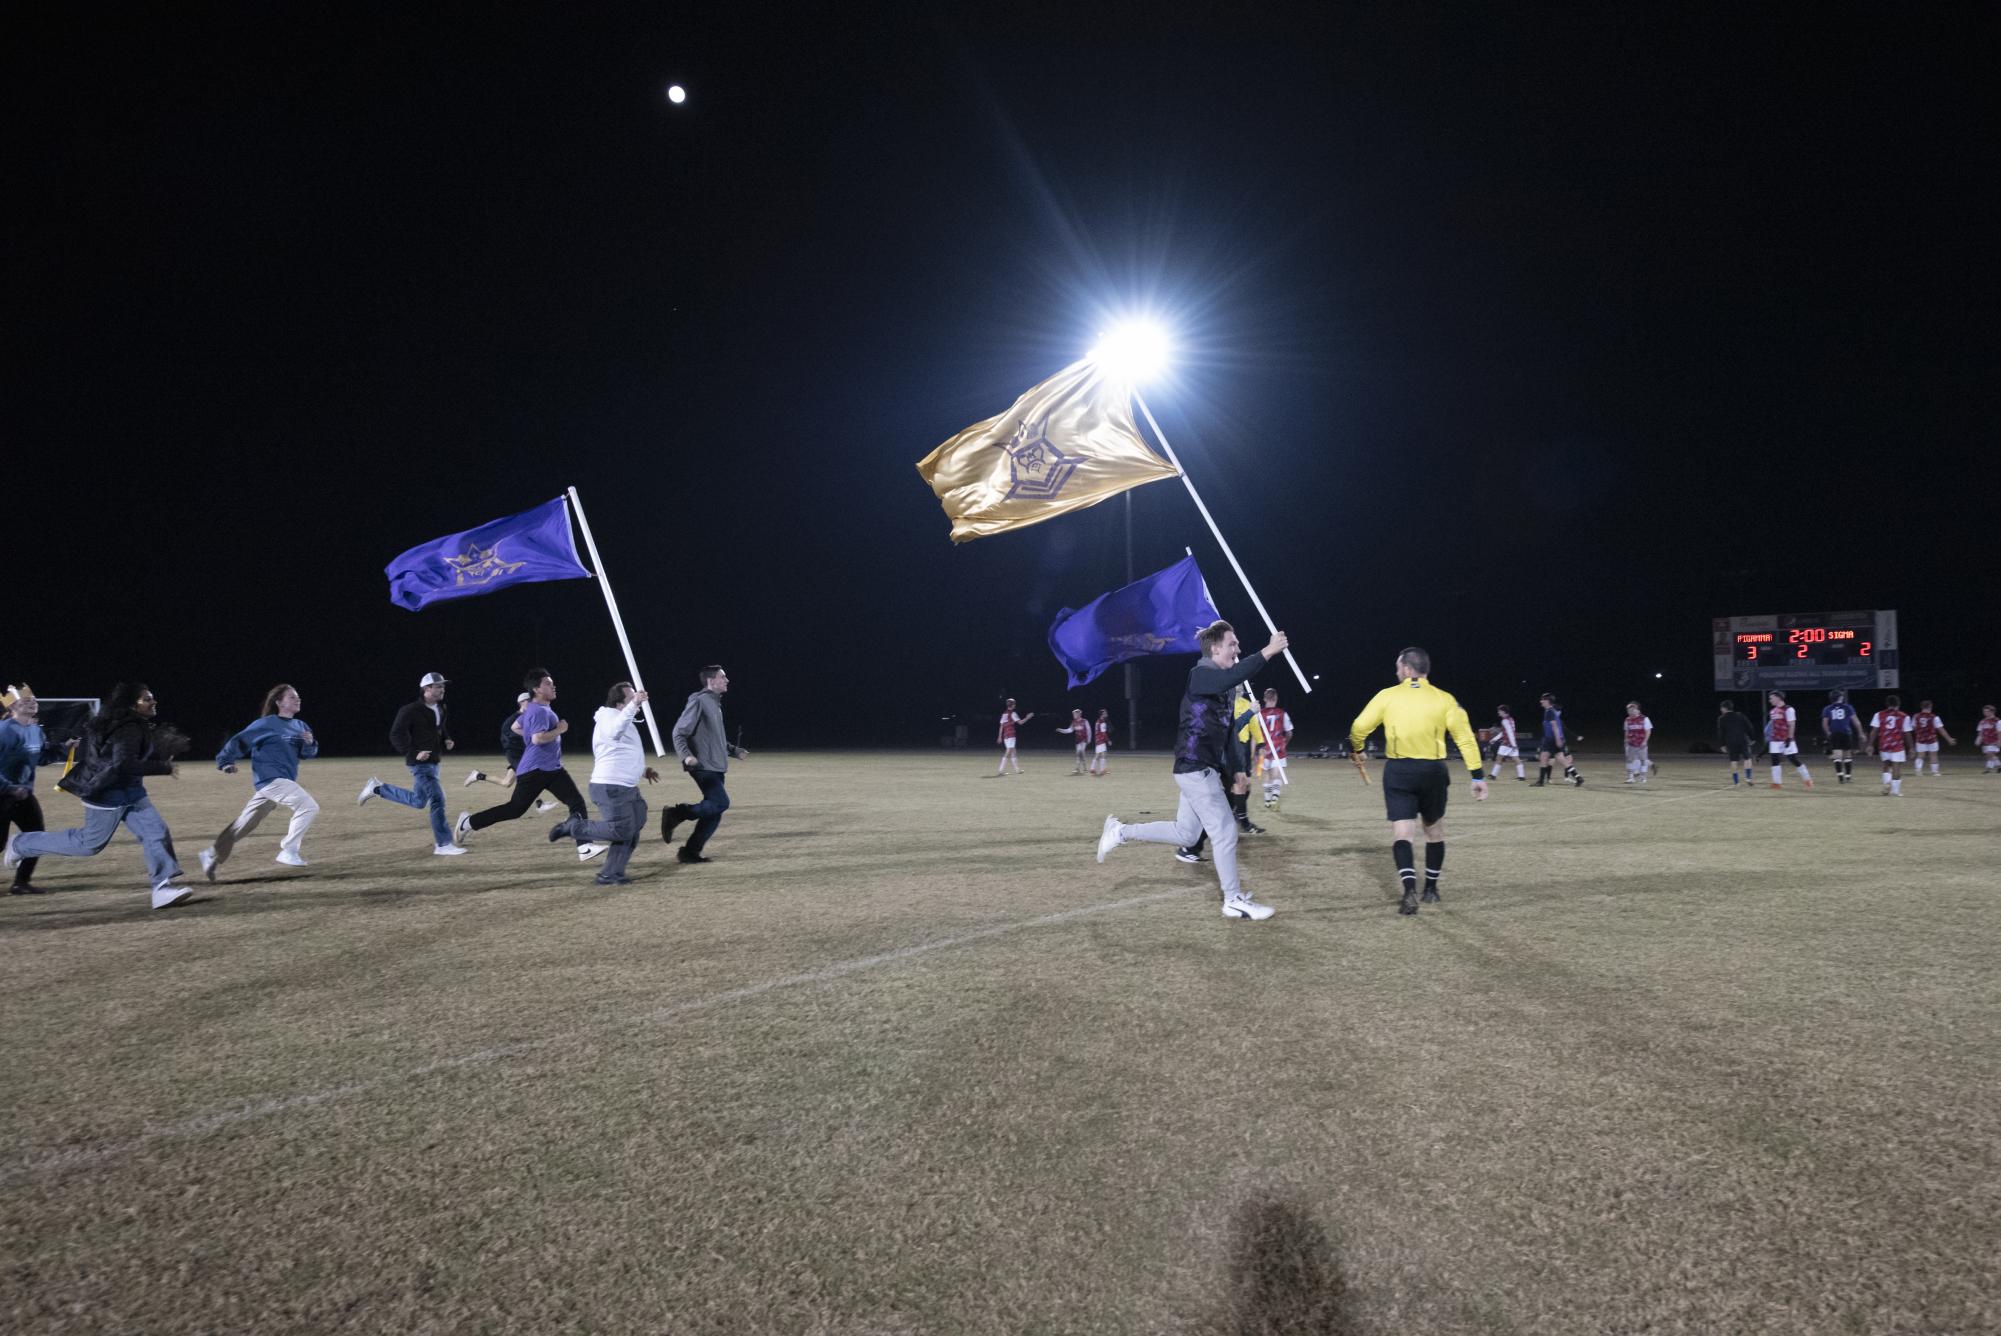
[565,486,668,757]
[1134,392,1312,695]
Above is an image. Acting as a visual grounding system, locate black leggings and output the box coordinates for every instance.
[467,768,587,831]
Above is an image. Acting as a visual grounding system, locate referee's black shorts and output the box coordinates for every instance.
[1383,758,1450,824]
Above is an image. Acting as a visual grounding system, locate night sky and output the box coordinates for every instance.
[13,7,1993,756]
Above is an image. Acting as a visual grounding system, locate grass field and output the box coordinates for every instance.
[4,751,1997,1334]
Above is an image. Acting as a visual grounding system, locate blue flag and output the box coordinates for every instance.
[385,497,592,611]
[1047,555,1223,688]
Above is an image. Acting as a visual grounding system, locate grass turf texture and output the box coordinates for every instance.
[3,753,1997,1334]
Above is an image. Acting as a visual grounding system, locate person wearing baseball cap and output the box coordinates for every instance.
[356,673,465,855]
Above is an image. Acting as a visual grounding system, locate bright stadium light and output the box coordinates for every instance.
[1090,320,1174,383]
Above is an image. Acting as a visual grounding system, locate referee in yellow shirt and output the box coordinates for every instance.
[1349,647,1488,915]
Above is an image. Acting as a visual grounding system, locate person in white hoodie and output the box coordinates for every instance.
[548,681,659,885]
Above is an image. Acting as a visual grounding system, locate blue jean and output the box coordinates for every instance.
[376,762,449,845]
[684,768,730,854]
[576,782,647,880]
[15,796,183,888]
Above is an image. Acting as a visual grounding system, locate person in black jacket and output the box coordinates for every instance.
[463,692,532,790]
[357,672,465,855]
[1716,699,1759,787]
[3,682,195,908]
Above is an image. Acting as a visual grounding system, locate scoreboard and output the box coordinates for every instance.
[1712,610,1899,692]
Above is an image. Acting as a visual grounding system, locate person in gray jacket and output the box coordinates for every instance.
[659,664,747,864]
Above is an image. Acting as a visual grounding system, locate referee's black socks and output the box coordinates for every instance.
[1539,765,1552,783]
[1424,841,1444,898]
[1393,839,1417,893]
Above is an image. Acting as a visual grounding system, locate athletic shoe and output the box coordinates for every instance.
[1624,776,1634,784]
[1221,892,1275,921]
[9,883,45,895]
[535,799,561,813]
[151,884,194,910]
[1803,779,1814,789]
[433,844,469,856]
[578,843,607,862]
[1096,814,1124,863]
[198,848,219,882]
[275,851,308,867]
[1398,889,1419,916]
[547,818,574,844]
[1174,846,1205,864]
[357,777,380,807]
[463,770,486,787]
[677,849,712,865]
[659,805,689,845]
[1240,820,1267,835]
[1421,887,1441,904]
[453,812,472,846]
[593,874,630,886]
[1772,783,1783,790]
[3,833,22,869]
[1570,775,1585,786]
[1530,779,1547,788]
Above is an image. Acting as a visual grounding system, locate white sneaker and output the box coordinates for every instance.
[536,799,561,813]
[357,777,380,807]
[3,833,21,870]
[199,847,219,882]
[151,884,194,909]
[275,850,308,867]
[1221,892,1275,921]
[463,770,486,788]
[1096,814,1123,863]
[577,842,608,862]
[453,812,473,846]
[433,844,470,856]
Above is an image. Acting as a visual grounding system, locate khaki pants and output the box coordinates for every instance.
[212,778,320,865]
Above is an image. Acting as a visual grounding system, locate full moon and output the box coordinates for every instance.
[666,84,686,104]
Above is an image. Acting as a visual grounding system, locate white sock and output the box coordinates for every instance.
[1797,765,1811,782]
[1771,766,1782,783]
[1892,778,1902,794]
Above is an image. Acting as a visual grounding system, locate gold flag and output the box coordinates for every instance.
[915,358,1180,542]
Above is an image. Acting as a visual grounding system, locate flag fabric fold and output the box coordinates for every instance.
[385,497,592,611]
[1046,555,1223,688]
[915,357,1180,542]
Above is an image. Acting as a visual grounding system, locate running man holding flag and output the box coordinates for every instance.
[1349,647,1488,916]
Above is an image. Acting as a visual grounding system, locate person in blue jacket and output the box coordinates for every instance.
[199,684,321,881]
[1,686,73,895]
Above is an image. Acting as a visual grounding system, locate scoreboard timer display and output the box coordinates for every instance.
[1712,611,1899,692]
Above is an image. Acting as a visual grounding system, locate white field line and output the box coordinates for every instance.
[2,890,1188,1183]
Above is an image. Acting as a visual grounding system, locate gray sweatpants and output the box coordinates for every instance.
[576,782,647,879]
[1118,768,1240,897]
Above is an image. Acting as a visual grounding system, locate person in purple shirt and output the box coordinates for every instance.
[453,668,589,846]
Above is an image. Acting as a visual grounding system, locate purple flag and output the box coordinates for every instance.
[385,497,592,611]
[1047,555,1223,688]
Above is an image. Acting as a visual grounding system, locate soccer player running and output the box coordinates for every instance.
[1716,700,1759,786]
[359,672,465,856]
[1491,705,1527,782]
[1622,702,1654,784]
[4,683,194,908]
[995,699,1034,775]
[455,669,590,846]
[464,691,531,790]
[1869,695,1913,796]
[1532,693,1583,787]
[1909,701,1955,777]
[660,665,748,864]
[1095,621,1287,921]
[1820,689,1866,784]
[1765,691,1815,789]
[1975,705,2000,774]
[1090,709,1111,776]
[199,684,320,880]
[550,682,659,886]
[1349,648,1488,914]
[1258,688,1293,810]
[1056,709,1090,774]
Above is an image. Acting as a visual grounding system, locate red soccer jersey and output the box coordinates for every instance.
[1768,705,1794,742]
[1623,716,1651,747]
[1064,719,1089,745]
[1979,719,2000,747]
[999,711,1021,740]
[1912,711,1940,745]
[1873,709,1910,745]
[1093,721,1109,746]
[1496,717,1518,747]
[1258,707,1292,759]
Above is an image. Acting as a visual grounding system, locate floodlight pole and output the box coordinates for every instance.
[1124,491,1139,752]
[1131,393,1312,695]
[565,486,669,757]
